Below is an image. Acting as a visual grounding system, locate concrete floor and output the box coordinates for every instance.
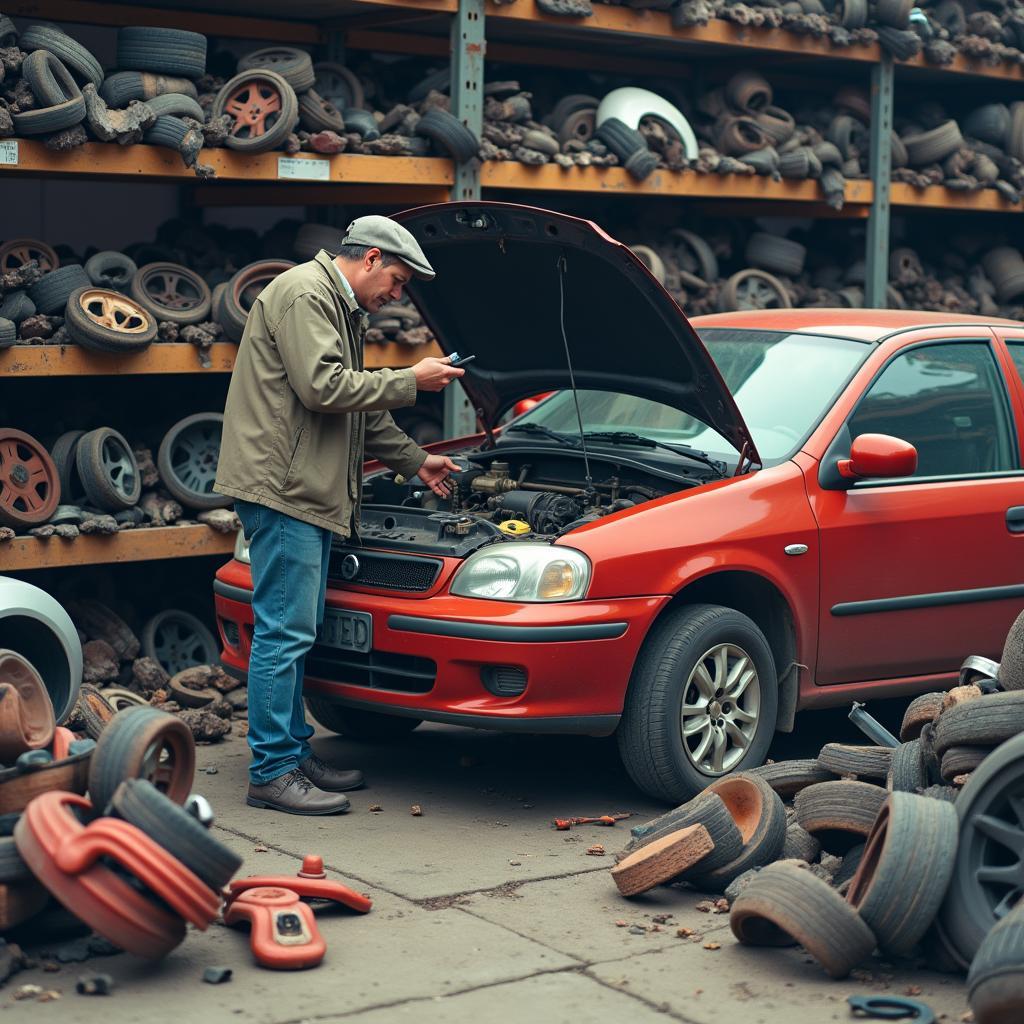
[10,721,968,1023]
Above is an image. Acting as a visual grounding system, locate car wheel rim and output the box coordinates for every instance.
[153,618,208,674]
[680,642,760,776]
[963,770,1024,920]
[101,436,138,499]
[168,422,221,498]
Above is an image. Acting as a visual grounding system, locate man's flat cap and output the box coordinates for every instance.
[342,215,435,281]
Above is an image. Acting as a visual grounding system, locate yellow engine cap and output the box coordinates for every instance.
[498,519,531,536]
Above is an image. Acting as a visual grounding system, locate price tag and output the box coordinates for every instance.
[0,140,18,166]
[277,157,330,181]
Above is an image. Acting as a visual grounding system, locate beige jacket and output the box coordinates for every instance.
[214,250,428,536]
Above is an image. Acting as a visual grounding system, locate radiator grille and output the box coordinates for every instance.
[328,548,441,593]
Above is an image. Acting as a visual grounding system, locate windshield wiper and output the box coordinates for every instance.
[504,422,580,448]
[582,431,727,476]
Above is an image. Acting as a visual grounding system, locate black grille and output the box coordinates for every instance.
[481,666,528,697]
[306,647,436,694]
[328,547,441,592]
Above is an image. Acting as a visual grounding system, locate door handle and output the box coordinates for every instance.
[1007,507,1024,533]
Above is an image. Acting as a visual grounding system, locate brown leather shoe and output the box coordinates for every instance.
[300,754,365,793]
[246,769,350,815]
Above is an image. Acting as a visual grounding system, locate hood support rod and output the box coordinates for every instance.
[557,254,594,500]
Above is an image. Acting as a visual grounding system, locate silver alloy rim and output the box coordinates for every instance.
[680,642,760,775]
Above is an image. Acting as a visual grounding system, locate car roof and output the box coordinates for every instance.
[691,308,1022,343]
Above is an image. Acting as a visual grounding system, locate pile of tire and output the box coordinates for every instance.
[611,608,1024,1021]
[7,696,242,956]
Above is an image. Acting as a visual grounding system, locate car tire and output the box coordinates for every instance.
[750,758,836,798]
[88,706,196,812]
[342,107,381,141]
[213,71,299,153]
[963,104,1011,147]
[50,430,86,503]
[415,108,476,162]
[75,427,141,511]
[140,610,219,675]
[904,120,964,167]
[0,318,14,349]
[611,824,714,897]
[730,861,876,978]
[305,697,422,740]
[238,47,315,94]
[0,238,60,275]
[888,739,929,792]
[618,604,778,804]
[900,691,945,740]
[65,286,157,353]
[144,114,195,151]
[0,429,61,528]
[744,233,807,277]
[131,262,211,325]
[84,251,138,291]
[718,269,791,311]
[817,742,893,781]
[833,842,865,891]
[298,89,345,133]
[0,292,36,324]
[218,260,295,342]
[157,413,229,511]
[0,836,31,883]
[998,608,1024,691]
[117,27,207,79]
[109,778,242,890]
[941,745,990,782]
[846,791,959,955]
[967,901,1024,1024]
[19,24,103,88]
[934,693,1024,756]
[793,780,888,853]
[617,790,743,874]
[144,93,205,121]
[27,264,90,316]
[75,684,118,740]
[313,62,364,110]
[782,822,820,863]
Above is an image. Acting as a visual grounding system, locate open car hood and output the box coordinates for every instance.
[395,202,760,464]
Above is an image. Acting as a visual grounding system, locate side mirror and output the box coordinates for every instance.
[837,433,918,481]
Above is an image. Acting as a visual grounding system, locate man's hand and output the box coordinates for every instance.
[412,356,465,392]
[419,454,462,497]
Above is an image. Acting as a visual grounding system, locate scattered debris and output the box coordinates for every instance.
[202,967,232,985]
[76,974,114,996]
[586,844,606,856]
[369,804,383,813]
[410,804,423,816]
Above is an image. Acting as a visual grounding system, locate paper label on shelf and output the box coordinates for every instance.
[277,157,330,181]
[0,140,17,166]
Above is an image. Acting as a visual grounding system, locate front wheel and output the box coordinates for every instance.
[305,697,422,740]
[617,604,778,803]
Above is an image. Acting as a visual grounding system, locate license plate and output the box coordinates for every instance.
[318,609,372,653]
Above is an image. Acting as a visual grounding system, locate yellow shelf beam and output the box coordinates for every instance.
[890,183,1024,213]
[3,525,236,572]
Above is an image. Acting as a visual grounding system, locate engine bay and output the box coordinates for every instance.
[360,443,714,557]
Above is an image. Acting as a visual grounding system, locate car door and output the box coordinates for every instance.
[808,330,1024,686]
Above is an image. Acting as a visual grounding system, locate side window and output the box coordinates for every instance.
[847,342,1015,478]
[1007,343,1024,387]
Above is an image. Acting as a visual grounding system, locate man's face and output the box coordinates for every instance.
[353,249,412,313]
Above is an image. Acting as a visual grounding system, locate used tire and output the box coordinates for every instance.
[140,610,218,675]
[904,120,964,167]
[167,673,218,709]
[50,430,86,503]
[618,790,744,874]
[298,89,345,133]
[19,25,103,87]
[817,743,893,781]
[415,108,477,162]
[670,229,719,282]
[594,116,647,162]
[1000,609,1024,691]
[941,745,991,782]
[305,697,422,739]
[0,318,14,349]
[611,823,714,897]
[0,836,31,883]
[219,260,295,342]
[617,604,778,803]
[939,732,1024,964]
[833,843,865,891]
[131,262,211,325]
[0,429,60,528]
[900,691,945,740]
[718,269,791,311]
[744,233,806,277]
[74,427,141,511]
[238,47,315,94]
[27,264,90,315]
[782,822,820,863]
[117,27,207,79]
[750,759,837,798]
[724,70,772,112]
[630,245,666,285]
[935,693,1024,756]
[144,114,194,151]
[213,70,299,153]
[12,95,85,136]
[76,684,117,741]
[145,93,205,121]
[888,739,929,792]
[65,286,157,352]
[967,900,1024,1024]
[731,861,876,978]
[110,778,242,889]
[157,413,229,511]
[22,49,85,106]
[964,104,1011,147]
[794,780,888,853]
[313,62,364,110]
[838,0,868,27]
[88,706,196,812]
[875,0,912,27]
[846,791,959,954]
[982,247,1024,306]
[342,107,381,141]
[101,71,198,106]
[687,773,787,891]
[0,237,59,276]
[85,251,138,291]
[0,292,36,324]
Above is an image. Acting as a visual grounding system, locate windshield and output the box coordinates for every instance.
[513,329,869,463]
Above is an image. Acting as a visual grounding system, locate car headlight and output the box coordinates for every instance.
[450,543,591,602]
[233,529,251,565]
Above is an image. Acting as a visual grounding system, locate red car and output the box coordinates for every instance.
[214,202,1024,803]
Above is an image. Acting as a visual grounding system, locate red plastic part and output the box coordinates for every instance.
[51,726,75,761]
[13,790,221,957]
[227,873,372,914]
[223,886,326,970]
[298,855,326,879]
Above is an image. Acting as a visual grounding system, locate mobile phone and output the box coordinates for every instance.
[449,352,477,368]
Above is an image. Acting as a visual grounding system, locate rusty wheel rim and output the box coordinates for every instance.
[0,238,59,274]
[0,430,59,526]
[138,267,203,312]
[225,80,283,139]
[78,289,153,334]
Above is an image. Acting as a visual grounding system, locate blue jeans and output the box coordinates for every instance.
[235,500,332,785]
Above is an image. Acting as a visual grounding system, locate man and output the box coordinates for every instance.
[214,215,464,815]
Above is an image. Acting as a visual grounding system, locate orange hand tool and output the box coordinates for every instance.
[224,886,326,970]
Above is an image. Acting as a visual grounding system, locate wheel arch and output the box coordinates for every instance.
[647,569,800,733]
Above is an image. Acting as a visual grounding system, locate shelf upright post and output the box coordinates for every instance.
[444,0,486,439]
[865,54,894,308]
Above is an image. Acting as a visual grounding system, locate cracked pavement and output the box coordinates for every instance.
[11,724,967,1022]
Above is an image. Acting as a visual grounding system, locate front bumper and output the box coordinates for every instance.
[214,561,667,736]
